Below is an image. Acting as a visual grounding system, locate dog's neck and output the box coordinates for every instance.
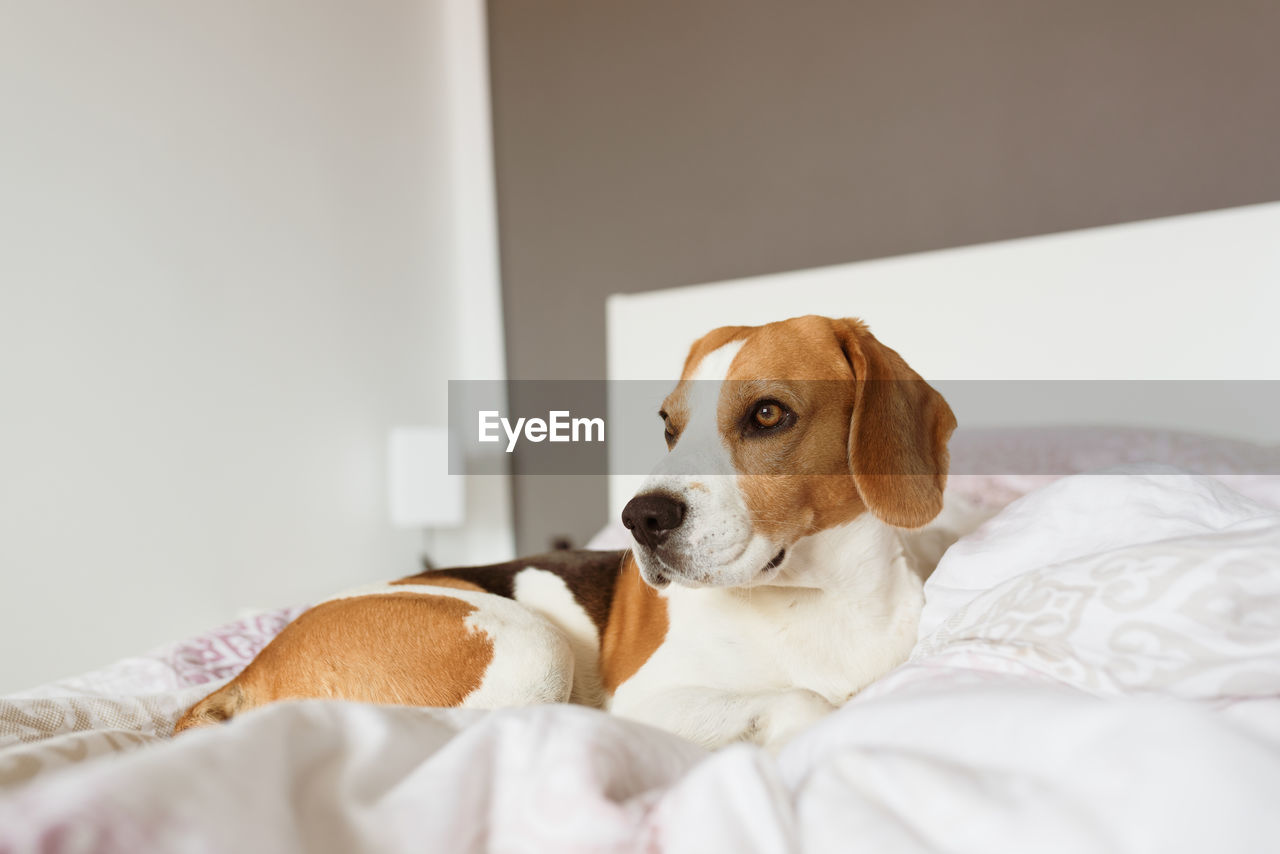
[774,513,918,597]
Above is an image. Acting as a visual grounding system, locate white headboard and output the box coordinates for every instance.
[606,201,1280,515]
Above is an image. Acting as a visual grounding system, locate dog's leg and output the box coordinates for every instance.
[174,587,574,734]
[613,686,837,751]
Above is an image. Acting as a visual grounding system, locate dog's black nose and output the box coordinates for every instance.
[621,492,686,549]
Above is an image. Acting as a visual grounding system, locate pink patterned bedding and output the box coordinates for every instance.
[0,606,308,788]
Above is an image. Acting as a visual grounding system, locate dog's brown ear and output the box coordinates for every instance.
[834,318,956,528]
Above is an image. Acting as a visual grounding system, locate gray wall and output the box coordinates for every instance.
[487,0,1280,554]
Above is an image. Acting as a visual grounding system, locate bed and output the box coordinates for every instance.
[3,203,1279,853]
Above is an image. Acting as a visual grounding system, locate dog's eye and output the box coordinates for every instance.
[659,409,678,446]
[750,401,789,430]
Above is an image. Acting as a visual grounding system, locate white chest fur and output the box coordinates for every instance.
[608,515,927,724]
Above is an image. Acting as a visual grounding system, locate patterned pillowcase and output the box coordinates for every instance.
[912,471,1280,704]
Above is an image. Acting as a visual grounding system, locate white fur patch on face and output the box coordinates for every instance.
[632,340,787,589]
[690,339,745,386]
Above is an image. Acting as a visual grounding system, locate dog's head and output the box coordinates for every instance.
[621,315,956,589]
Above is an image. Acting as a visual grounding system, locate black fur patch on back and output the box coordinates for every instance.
[394,550,629,636]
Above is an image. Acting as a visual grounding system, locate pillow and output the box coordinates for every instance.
[913,470,1280,703]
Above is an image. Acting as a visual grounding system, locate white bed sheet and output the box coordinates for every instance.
[3,470,1280,853]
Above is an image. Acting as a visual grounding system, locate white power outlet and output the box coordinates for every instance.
[388,427,464,528]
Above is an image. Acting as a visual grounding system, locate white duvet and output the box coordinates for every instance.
[3,470,1280,853]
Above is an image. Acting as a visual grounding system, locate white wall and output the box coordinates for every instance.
[0,0,511,692]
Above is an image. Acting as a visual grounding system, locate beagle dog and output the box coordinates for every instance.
[176,315,965,749]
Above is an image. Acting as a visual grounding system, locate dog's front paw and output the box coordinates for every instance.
[751,689,837,750]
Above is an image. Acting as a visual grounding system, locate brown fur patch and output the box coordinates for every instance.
[717,317,868,541]
[174,592,492,733]
[599,553,669,694]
